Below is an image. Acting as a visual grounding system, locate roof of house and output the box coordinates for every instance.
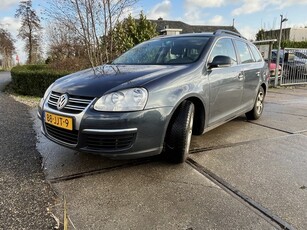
[150,19,240,34]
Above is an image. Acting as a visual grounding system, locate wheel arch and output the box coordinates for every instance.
[165,96,206,138]
[186,97,206,135]
[260,83,267,96]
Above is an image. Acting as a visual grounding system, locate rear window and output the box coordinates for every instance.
[249,44,263,62]
[234,40,255,64]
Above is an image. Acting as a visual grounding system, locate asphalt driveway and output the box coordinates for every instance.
[0,71,11,90]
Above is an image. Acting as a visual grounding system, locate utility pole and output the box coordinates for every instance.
[274,14,288,87]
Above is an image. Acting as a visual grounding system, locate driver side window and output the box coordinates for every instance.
[209,38,237,65]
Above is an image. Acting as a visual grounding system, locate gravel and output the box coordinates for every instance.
[0,91,56,229]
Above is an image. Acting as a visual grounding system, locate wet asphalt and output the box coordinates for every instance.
[0,72,55,229]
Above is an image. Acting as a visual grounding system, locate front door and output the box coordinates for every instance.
[207,38,244,126]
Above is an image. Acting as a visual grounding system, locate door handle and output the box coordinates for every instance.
[256,71,260,77]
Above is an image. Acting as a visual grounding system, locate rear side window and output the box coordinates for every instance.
[234,40,255,64]
[249,44,263,62]
[209,38,237,65]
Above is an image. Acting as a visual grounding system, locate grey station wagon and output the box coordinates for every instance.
[38,30,269,163]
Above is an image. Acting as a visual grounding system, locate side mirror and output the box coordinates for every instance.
[208,55,232,69]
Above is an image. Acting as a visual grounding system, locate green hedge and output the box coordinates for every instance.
[11,64,71,97]
[272,40,307,49]
[281,40,307,49]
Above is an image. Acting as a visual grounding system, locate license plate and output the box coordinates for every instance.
[45,112,73,130]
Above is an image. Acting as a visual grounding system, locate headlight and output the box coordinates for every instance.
[94,88,148,112]
[43,83,54,100]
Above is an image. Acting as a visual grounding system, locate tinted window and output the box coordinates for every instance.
[113,37,210,65]
[249,44,263,62]
[295,51,307,59]
[235,40,254,64]
[209,38,237,65]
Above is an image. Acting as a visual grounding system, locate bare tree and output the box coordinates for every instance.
[0,28,15,70]
[45,0,138,67]
[46,21,90,71]
[15,0,42,64]
[47,21,84,60]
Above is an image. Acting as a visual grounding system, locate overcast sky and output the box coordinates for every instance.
[1,0,307,63]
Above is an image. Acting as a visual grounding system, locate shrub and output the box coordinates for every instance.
[10,64,71,97]
[48,57,91,72]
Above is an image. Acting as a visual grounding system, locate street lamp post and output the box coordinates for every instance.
[274,14,288,87]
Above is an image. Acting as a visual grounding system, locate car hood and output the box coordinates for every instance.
[52,65,187,97]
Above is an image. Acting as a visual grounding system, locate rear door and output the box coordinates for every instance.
[207,38,244,126]
[234,40,262,108]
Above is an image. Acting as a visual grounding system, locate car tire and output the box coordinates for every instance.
[164,101,194,163]
[245,86,264,120]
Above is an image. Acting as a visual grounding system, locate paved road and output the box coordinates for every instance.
[0,72,55,229]
[0,71,11,91]
[34,85,307,229]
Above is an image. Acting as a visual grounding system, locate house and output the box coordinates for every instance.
[263,28,307,42]
[149,18,240,35]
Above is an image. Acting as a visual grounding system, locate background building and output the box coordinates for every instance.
[150,18,240,36]
[263,28,307,41]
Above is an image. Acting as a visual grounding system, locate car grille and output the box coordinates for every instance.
[48,91,94,114]
[45,123,78,145]
[85,133,136,151]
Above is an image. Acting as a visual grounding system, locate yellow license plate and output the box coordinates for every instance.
[45,112,73,130]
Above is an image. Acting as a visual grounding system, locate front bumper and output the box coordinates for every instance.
[39,99,173,159]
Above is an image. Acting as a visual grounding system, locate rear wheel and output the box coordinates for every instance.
[246,86,264,120]
[164,101,194,163]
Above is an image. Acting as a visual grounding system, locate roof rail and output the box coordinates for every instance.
[214,30,246,40]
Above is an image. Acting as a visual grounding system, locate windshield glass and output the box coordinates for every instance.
[113,36,210,65]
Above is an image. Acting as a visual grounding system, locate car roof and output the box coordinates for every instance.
[153,33,214,40]
[153,30,246,41]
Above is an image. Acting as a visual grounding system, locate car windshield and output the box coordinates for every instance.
[112,36,210,65]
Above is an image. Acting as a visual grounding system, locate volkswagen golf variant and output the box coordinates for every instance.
[38,30,269,163]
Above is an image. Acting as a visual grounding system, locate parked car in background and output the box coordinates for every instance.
[38,30,269,163]
[293,50,307,61]
[271,49,284,64]
[269,62,281,78]
[271,49,307,78]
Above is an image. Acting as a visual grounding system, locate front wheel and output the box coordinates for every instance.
[164,101,194,163]
[245,86,265,120]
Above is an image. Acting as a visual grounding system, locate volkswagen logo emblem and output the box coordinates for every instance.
[57,94,69,110]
